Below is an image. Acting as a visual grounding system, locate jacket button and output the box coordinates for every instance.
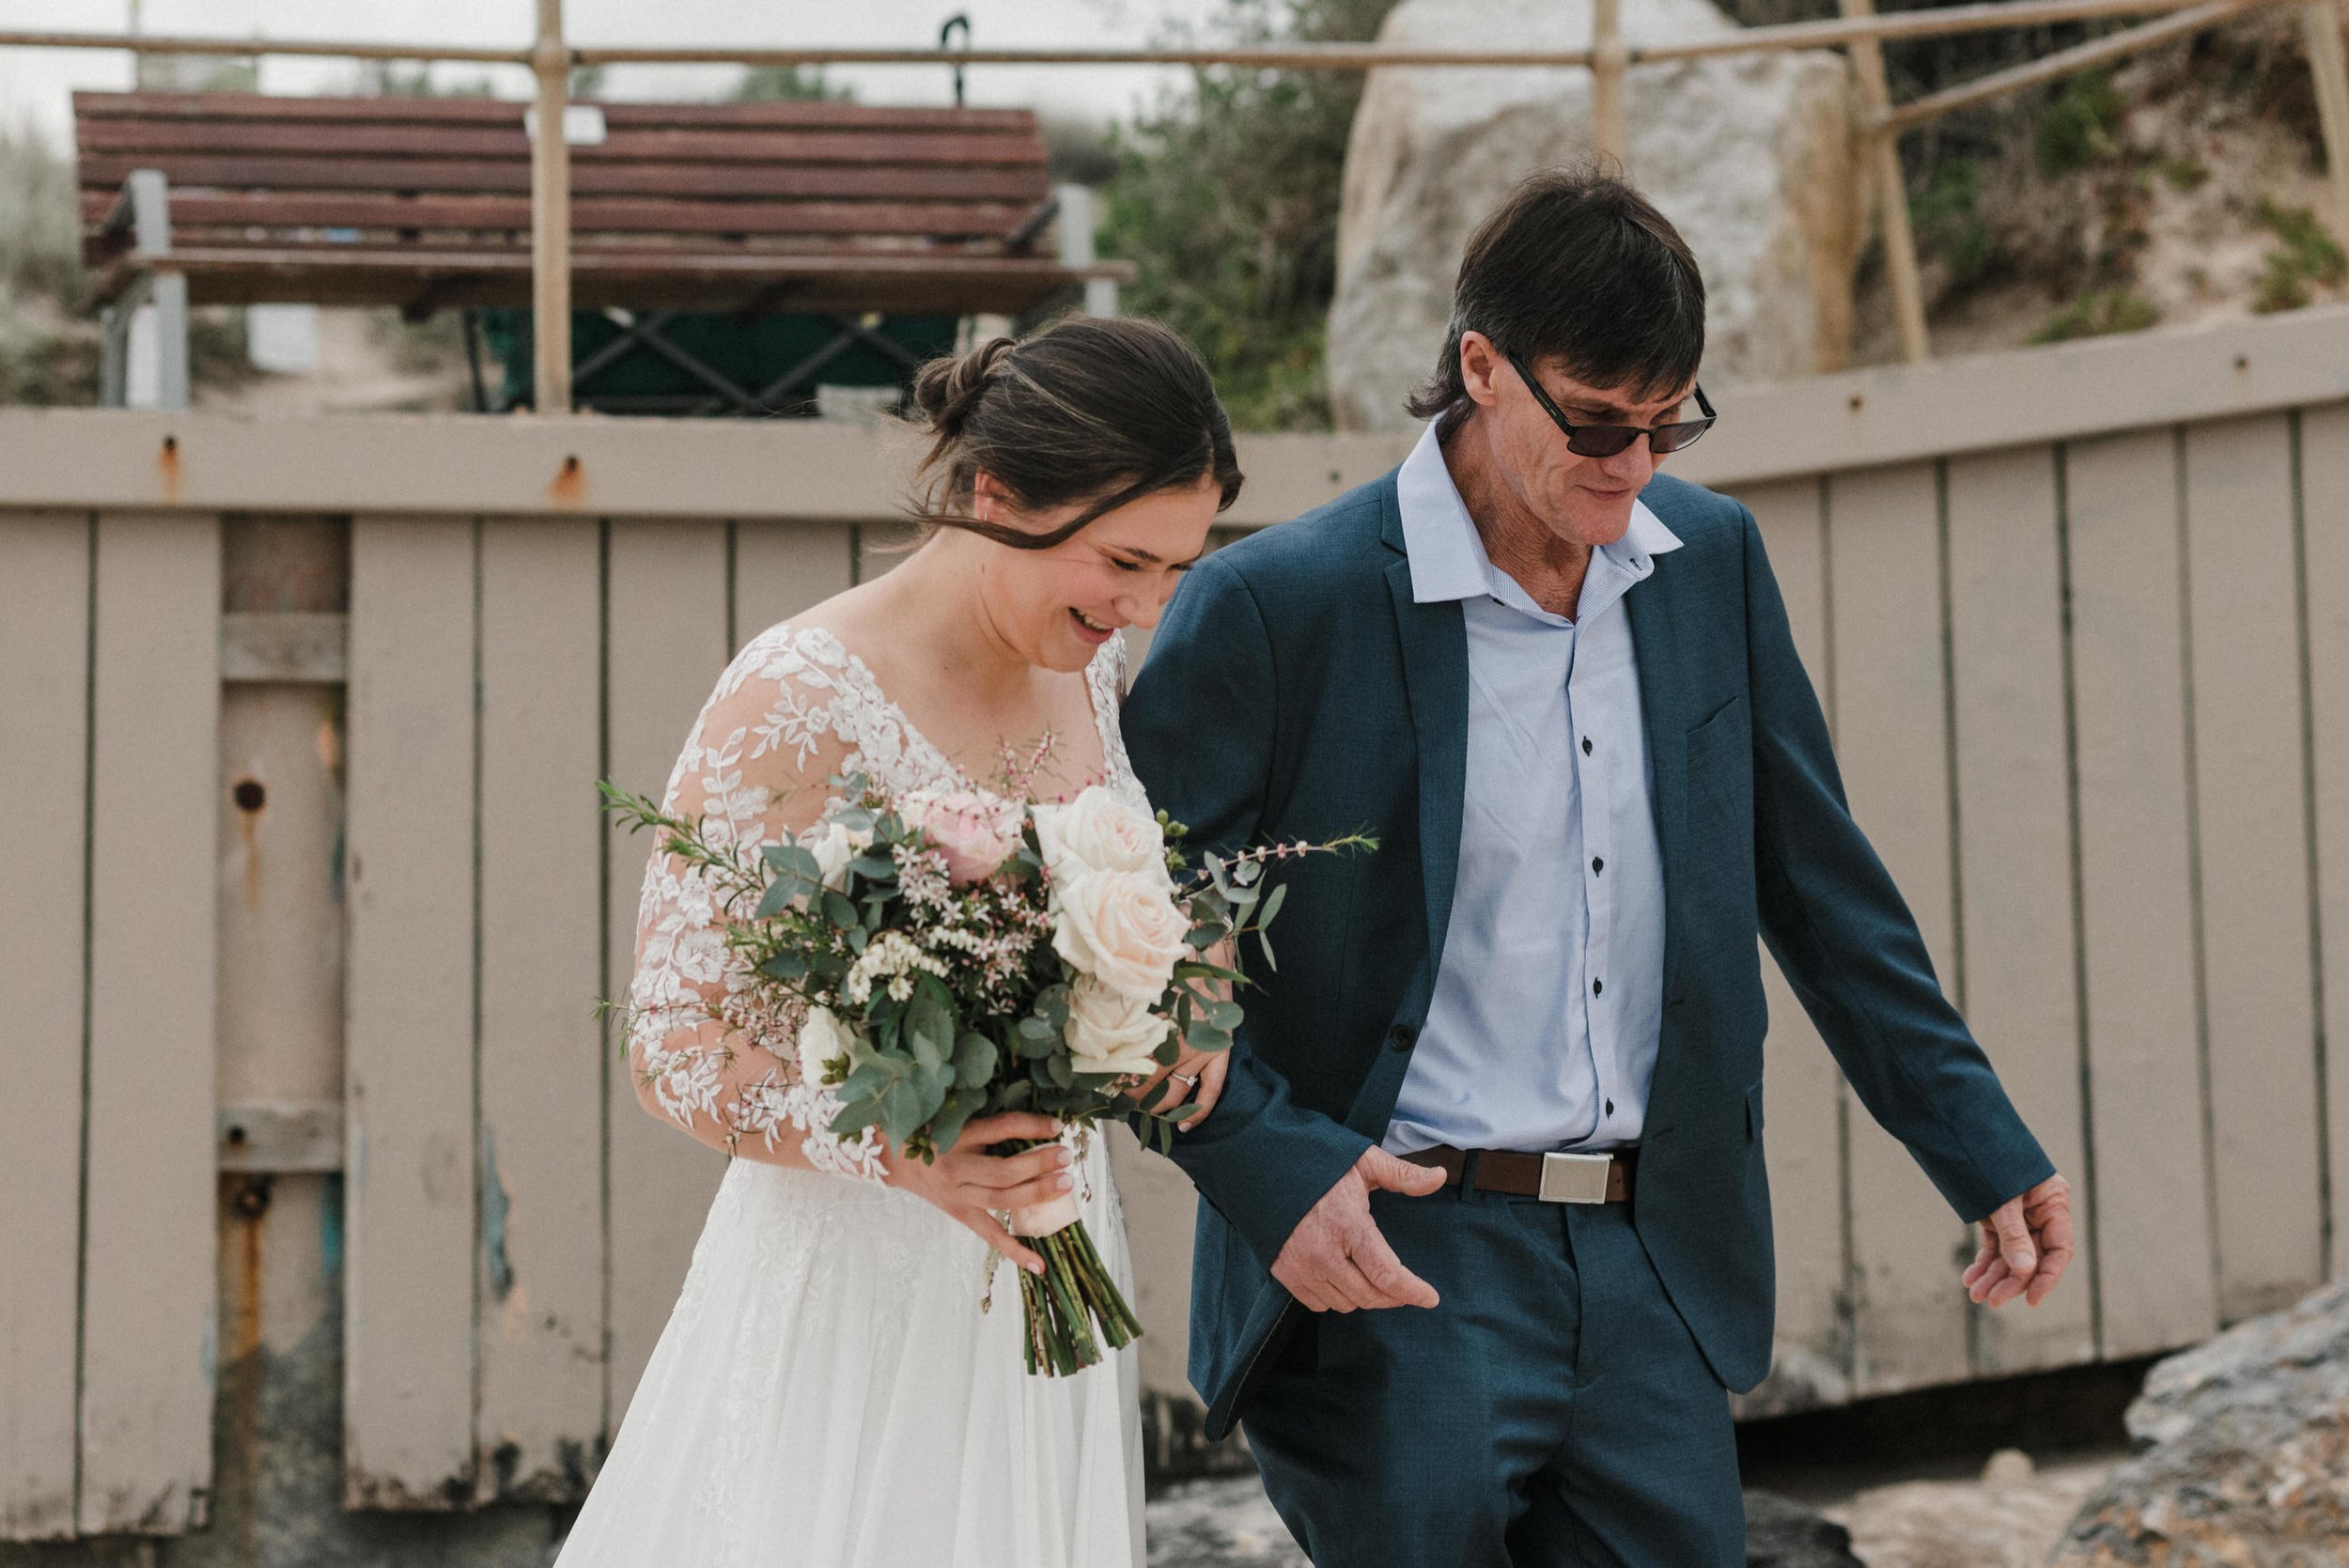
[1388,1024,1417,1052]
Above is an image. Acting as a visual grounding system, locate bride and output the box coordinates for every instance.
[552,318,1243,1567]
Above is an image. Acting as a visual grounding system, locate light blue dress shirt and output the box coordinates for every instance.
[1383,421,1683,1157]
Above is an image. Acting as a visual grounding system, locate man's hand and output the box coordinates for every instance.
[1964,1172,2075,1309]
[1271,1147,1448,1312]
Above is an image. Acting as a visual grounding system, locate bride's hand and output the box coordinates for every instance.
[1132,1048,1230,1129]
[881,1112,1071,1276]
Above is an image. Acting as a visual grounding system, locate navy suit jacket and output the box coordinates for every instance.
[1121,466,2056,1441]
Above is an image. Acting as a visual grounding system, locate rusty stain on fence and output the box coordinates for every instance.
[550,454,586,507]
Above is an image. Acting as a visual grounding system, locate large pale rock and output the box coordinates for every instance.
[2052,1282,2349,1566]
[1327,0,1863,430]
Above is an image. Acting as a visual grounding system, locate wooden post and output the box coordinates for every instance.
[1591,0,1626,163]
[2305,0,2349,247]
[1843,0,1931,363]
[530,0,573,414]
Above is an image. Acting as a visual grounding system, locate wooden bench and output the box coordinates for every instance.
[71,89,1130,408]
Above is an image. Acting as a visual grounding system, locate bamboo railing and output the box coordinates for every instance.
[5,0,2346,383]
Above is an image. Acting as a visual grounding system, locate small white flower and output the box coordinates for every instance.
[1065,976,1171,1075]
[1051,867,1190,1003]
[1034,786,1171,888]
[795,1005,854,1086]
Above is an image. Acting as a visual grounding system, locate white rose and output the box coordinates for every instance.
[803,819,875,892]
[1033,785,1170,887]
[1064,977,1171,1076]
[795,1005,854,1086]
[1051,867,1190,1002]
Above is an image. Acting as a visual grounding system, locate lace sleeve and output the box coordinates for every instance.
[626,625,888,1183]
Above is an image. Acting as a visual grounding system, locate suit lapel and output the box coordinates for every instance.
[1384,555,1470,996]
[1626,566,1689,1004]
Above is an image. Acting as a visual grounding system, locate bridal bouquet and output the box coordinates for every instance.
[604,773,1370,1376]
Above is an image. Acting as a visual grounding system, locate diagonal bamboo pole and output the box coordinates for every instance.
[1877,0,2270,132]
[1843,0,1932,363]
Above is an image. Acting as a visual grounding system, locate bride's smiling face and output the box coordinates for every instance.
[970,471,1222,673]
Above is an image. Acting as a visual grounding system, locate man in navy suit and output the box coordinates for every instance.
[1122,167,2075,1565]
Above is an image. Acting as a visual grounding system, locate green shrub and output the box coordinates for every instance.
[1909,156,1999,286]
[2249,197,2347,313]
[1099,0,1400,430]
[2033,70,2125,178]
[2031,287,2158,343]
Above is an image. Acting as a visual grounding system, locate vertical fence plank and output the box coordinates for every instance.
[79,511,220,1534]
[1944,446,2098,1374]
[1827,461,1973,1396]
[0,513,90,1541]
[733,521,856,653]
[2064,429,2220,1357]
[475,519,606,1502]
[345,516,478,1508]
[1733,477,1853,1413]
[2304,403,2349,1284]
[2182,413,2324,1323]
[604,520,732,1430]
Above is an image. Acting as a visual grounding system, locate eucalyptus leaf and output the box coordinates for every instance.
[756,951,810,982]
[907,980,955,1070]
[764,844,820,879]
[1185,1020,1231,1055]
[1258,881,1287,928]
[953,1031,1000,1090]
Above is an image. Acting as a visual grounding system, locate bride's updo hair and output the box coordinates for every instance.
[907,317,1243,549]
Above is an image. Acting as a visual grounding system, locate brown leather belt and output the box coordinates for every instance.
[1404,1145,1637,1203]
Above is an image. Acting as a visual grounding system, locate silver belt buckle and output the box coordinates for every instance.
[1538,1151,1612,1204]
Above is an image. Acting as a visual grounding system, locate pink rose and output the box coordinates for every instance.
[899,788,1026,885]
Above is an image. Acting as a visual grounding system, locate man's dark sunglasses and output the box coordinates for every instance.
[1505,351,1717,458]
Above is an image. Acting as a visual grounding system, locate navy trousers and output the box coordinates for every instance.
[1240,1180,1746,1567]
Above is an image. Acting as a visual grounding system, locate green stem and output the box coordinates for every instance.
[1015,1218,1143,1376]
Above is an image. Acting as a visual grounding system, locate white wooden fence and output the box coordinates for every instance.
[3,304,2348,1538]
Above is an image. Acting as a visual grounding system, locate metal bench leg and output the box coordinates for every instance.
[1055,183,1120,318]
[101,303,130,407]
[151,271,191,411]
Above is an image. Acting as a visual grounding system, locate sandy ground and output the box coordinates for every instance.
[1143,1445,2129,1567]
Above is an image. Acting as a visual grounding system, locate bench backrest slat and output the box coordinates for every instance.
[70,89,1095,316]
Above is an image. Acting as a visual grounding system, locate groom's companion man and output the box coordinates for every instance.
[1124,166,2075,1566]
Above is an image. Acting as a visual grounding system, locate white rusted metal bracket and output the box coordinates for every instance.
[220,1103,344,1174]
[221,612,349,683]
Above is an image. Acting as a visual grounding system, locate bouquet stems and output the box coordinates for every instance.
[1016,1217,1143,1377]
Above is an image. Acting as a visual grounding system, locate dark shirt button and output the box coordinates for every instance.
[1581,737,1594,755]
[1593,979,1604,996]
[1605,1099,1615,1115]
[1592,857,1604,874]
[1388,1024,1417,1052]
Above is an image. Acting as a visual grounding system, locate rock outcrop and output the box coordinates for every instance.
[1325,0,1863,430]
[2052,1282,2349,1565]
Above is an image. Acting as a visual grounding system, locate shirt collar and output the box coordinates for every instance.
[1396,420,1684,619]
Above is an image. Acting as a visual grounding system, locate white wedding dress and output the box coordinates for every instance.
[553,623,1144,1568]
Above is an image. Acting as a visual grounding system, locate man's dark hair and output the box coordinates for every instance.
[1406,164,1706,427]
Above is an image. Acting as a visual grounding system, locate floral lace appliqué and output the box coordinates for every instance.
[625,623,1137,1184]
